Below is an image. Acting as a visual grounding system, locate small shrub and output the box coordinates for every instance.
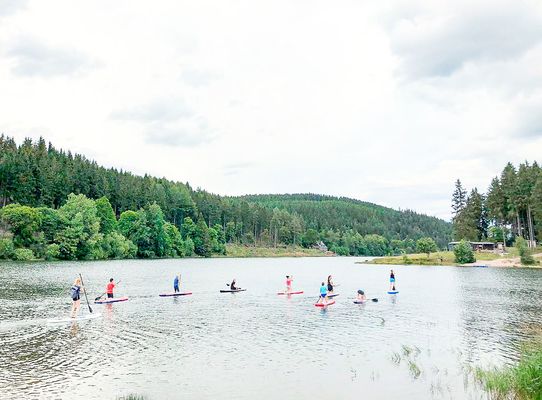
[454,240,475,264]
[516,237,536,265]
[0,237,15,259]
[12,248,35,261]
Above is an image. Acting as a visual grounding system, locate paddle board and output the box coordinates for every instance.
[353,300,367,304]
[47,313,102,324]
[159,292,192,297]
[315,300,335,307]
[95,296,129,304]
[327,293,340,298]
[277,291,304,295]
[387,291,399,294]
[220,289,247,293]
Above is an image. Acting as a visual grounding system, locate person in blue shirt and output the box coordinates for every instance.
[317,282,328,305]
[173,274,181,293]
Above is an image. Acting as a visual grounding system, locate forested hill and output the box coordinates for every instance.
[237,194,452,248]
[0,136,451,259]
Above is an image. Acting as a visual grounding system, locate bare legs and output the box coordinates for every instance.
[70,299,81,318]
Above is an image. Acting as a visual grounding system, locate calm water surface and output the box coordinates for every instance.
[0,257,541,400]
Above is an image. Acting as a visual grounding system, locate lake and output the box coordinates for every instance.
[0,257,540,400]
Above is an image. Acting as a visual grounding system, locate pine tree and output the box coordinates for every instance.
[451,179,467,219]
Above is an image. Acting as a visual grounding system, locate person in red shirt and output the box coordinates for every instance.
[106,278,116,298]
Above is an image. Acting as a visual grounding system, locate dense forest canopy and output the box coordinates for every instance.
[0,135,452,260]
[452,161,542,247]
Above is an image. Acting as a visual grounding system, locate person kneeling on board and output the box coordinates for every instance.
[230,279,240,290]
[356,290,366,302]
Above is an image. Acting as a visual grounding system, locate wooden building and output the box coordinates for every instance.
[447,241,497,251]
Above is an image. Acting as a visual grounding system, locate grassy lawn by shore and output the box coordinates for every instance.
[223,244,330,258]
[364,248,524,266]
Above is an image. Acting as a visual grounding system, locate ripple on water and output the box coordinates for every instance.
[0,259,541,399]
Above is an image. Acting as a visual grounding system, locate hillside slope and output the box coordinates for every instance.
[0,136,451,254]
[238,194,452,248]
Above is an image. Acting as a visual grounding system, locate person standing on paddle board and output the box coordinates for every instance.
[327,275,334,294]
[174,274,180,293]
[70,278,83,318]
[285,275,293,293]
[317,282,328,305]
[389,270,395,290]
[106,278,116,298]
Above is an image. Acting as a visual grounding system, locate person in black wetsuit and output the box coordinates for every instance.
[230,279,239,290]
[327,275,334,294]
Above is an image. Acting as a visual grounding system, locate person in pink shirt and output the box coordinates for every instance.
[285,275,293,293]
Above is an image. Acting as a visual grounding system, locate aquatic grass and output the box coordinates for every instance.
[116,395,147,400]
[475,346,542,400]
[408,360,422,379]
[392,345,424,380]
[402,344,420,358]
[402,345,413,357]
[391,351,401,364]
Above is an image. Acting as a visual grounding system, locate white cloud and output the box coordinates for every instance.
[0,0,28,17]
[0,0,541,220]
[387,2,542,79]
[6,36,98,77]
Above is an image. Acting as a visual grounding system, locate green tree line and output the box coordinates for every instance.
[0,193,226,261]
[452,161,542,247]
[0,136,452,259]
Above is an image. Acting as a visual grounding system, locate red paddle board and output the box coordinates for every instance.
[95,296,129,304]
[314,300,335,307]
[277,291,304,295]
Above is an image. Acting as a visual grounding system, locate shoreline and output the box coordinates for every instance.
[359,250,542,268]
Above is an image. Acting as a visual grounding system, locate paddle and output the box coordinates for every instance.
[94,280,121,301]
[354,298,378,303]
[78,273,93,314]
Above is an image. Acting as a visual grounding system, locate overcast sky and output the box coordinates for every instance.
[1,0,541,220]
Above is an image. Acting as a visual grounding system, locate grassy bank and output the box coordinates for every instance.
[475,329,542,400]
[364,248,520,266]
[223,244,330,258]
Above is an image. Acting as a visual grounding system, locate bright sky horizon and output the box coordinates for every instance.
[1,0,541,221]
